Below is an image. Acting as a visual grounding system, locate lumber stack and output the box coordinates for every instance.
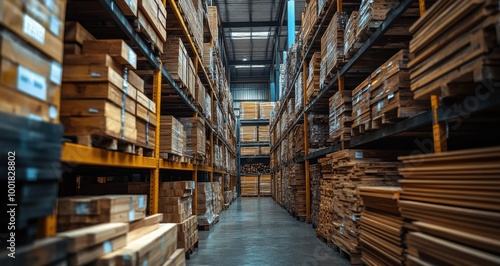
[135,0,167,53]
[370,50,429,129]
[159,181,195,224]
[295,70,304,115]
[259,102,275,120]
[293,124,305,157]
[329,90,353,142]
[409,0,500,99]
[357,0,399,40]
[57,195,147,232]
[351,77,372,136]
[197,182,216,228]
[161,37,196,98]
[260,146,271,155]
[212,181,223,215]
[306,52,322,103]
[241,176,259,197]
[291,163,306,218]
[176,215,198,253]
[204,92,212,120]
[64,21,96,55]
[321,12,348,83]
[359,187,404,266]
[301,0,318,49]
[0,236,65,265]
[344,11,361,60]
[97,222,179,266]
[160,116,185,158]
[308,113,329,148]
[240,102,259,120]
[398,146,500,265]
[195,75,206,111]
[316,157,335,242]
[241,163,271,174]
[208,6,219,42]
[258,126,270,143]
[310,164,322,227]
[260,174,272,196]
[240,126,258,143]
[179,117,206,159]
[287,98,295,127]
[240,147,260,156]
[176,0,203,56]
[203,43,214,82]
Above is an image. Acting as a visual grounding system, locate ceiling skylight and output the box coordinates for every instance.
[234,65,267,69]
[231,31,270,40]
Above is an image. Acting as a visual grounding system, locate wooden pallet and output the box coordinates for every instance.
[197,215,219,231]
[159,153,183,162]
[66,134,136,154]
[184,240,199,260]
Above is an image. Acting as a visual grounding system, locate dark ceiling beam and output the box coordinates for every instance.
[221,20,301,28]
[229,60,273,65]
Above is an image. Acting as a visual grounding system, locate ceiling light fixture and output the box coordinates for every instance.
[242,55,248,61]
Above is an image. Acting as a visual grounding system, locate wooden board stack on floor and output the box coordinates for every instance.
[179,117,206,161]
[310,164,322,228]
[57,195,147,232]
[329,90,352,142]
[159,181,195,223]
[197,182,216,229]
[359,187,404,266]
[326,150,403,262]
[321,12,348,84]
[240,102,259,120]
[308,113,329,149]
[316,157,335,243]
[175,215,198,255]
[306,53,322,103]
[241,175,259,197]
[0,236,68,266]
[293,124,305,158]
[291,163,306,219]
[160,116,186,159]
[409,0,500,100]
[212,181,223,215]
[398,146,500,265]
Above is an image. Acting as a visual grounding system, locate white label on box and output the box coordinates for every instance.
[26,167,38,181]
[90,72,102,78]
[49,105,58,119]
[388,92,395,100]
[75,202,90,215]
[138,196,145,209]
[142,260,148,266]
[128,210,135,221]
[377,101,383,111]
[28,114,43,121]
[49,15,61,36]
[44,0,56,11]
[103,241,113,253]
[355,151,363,159]
[88,108,99,114]
[23,14,45,44]
[50,62,62,85]
[128,49,137,67]
[17,65,47,101]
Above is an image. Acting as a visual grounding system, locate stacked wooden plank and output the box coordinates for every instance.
[160,116,185,158]
[409,0,500,99]
[259,102,275,120]
[344,11,361,60]
[327,150,402,262]
[240,147,259,156]
[359,187,404,266]
[179,117,206,159]
[212,181,223,215]
[310,164,322,228]
[57,195,147,232]
[258,125,270,143]
[306,52,322,103]
[301,0,318,50]
[329,90,353,142]
[241,176,259,196]
[295,70,304,115]
[291,163,307,218]
[308,113,329,148]
[287,98,295,127]
[351,77,372,136]
[260,174,272,196]
[64,21,96,55]
[161,37,196,98]
[176,215,198,253]
[357,0,400,40]
[240,102,259,120]
[133,0,166,53]
[208,6,219,42]
[0,236,68,266]
[370,50,429,129]
[197,182,216,228]
[159,181,195,223]
[316,157,335,243]
[260,146,271,155]
[398,146,500,265]
[176,0,203,56]
[321,12,348,83]
[293,124,305,157]
[195,75,206,111]
[241,163,271,174]
[240,126,258,143]
[204,92,211,120]
[203,42,214,82]
[97,222,178,266]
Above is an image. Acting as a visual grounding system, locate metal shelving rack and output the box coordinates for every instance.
[40,0,237,236]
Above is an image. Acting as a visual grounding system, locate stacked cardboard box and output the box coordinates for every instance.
[240,102,259,120]
[197,182,216,227]
[57,195,147,232]
[159,181,195,223]
[300,0,318,49]
[179,117,206,159]
[212,181,223,215]
[329,90,353,142]
[176,0,203,55]
[321,12,348,83]
[160,116,185,158]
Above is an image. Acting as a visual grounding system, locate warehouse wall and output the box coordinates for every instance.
[231,82,270,116]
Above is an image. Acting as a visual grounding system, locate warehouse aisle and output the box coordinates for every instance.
[188,197,350,266]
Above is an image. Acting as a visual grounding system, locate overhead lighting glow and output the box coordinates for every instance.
[242,55,248,61]
[231,31,270,40]
[234,65,266,69]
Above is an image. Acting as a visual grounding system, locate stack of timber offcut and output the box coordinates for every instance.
[180,117,206,160]
[135,0,167,53]
[259,102,275,120]
[351,77,372,136]
[321,12,348,85]
[241,175,259,197]
[197,182,216,229]
[56,195,147,232]
[316,157,335,243]
[398,146,500,265]
[306,52,322,103]
[240,126,258,143]
[370,50,429,129]
[161,37,196,99]
[310,164,322,228]
[240,102,259,120]
[308,113,329,149]
[357,0,399,40]
[329,90,353,142]
[359,187,404,266]
[160,115,186,159]
[326,150,403,263]
[159,181,194,223]
[62,39,150,152]
[409,0,500,100]
[344,11,361,60]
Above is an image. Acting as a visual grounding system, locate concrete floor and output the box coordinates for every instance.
[187,197,351,266]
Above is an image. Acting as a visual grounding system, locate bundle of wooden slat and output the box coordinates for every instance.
[295,70,304,115]
[344,11,361,60]
[321,12,348,83]
[241,176,259,197]
[0,236,68,265]
[310,164,322,228]
[359,187,404,266]
[306,52,322,103]
[357,0,400,40]
[176,215,198,253]
[308,113,329,148]
[160,116,185,158]
[57,195,147,232]
[179,117,206,158]
[260,174,272,196]
[316,157,335,243]
[293,124,305,157]
[260,146,271,155]
[329,90,352,142]
[240,126,258,143]
[161,37,196,98]
[351,77,372,136]
[398,146,500,265]
[291,163,306,219]
[300,0,318,50]
[197,182,216,227]
[175,0,204,57]
[259,102,276,120]
[240,147,260,156]
[240,102,259,120]
[159,181,195,223]
[327,150,403,261]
